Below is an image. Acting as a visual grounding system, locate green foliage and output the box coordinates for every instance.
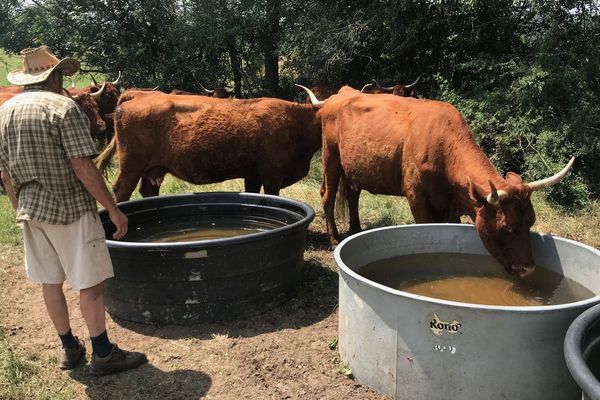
[0,195,21,246]
[1,0,598,207]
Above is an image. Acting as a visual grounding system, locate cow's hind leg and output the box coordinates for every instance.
[112,170,143,202]
[139,166,167,198]
[139,177,160,197]
[322,146,343,249]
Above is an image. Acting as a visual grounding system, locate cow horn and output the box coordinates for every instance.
[486,180,508,205]
[404,73,424,89]
[526,157,575,191]
[151,85,160,90]
[198,83,214,94]
[112,71,121,85]
[90,82,106,98]
[373,79,393,91]
[71,80,76,88]
[90,75,98,86]
[294,84,324,105]
[360,83,373,92]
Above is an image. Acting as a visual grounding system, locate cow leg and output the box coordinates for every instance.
[244,177,261,193]
[112,170,142,202]
[406,190,435,223]
[262,182,280,196]
[346,186,362,234]
[139,166,166,198]
[139,177,160,197]
[322,147,343,248]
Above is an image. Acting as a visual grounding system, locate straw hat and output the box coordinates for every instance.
[7,45,80,86]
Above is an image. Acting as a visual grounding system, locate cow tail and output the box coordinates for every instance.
[335,175,349,222]
[95,135,116,177]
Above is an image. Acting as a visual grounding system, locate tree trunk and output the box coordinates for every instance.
[227,38,243,98]
[263,0,281,96]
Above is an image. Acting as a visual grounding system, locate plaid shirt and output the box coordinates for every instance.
[0,84,98,224]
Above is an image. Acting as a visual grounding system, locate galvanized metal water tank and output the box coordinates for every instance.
[99,192,314,325]
[335,224,600,400]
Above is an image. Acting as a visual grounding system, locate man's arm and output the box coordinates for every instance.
[70,157,128,240]
[1,171,18,210]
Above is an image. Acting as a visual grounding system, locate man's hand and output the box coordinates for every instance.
[108,207,128,240]
[70,157,129,239]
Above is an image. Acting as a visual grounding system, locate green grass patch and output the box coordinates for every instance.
[0,196,21,246]
[0,330,74,400]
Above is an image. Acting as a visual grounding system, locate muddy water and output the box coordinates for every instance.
[150,228,263,242]
[357,252,595,306]
[124,214,284,242]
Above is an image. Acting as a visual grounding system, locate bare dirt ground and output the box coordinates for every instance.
[0,223,389,400]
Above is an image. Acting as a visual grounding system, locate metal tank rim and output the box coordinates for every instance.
[334,223,600,313]
[99,191,315,249]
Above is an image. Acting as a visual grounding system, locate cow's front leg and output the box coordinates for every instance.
[346,186,362,234]
[244,176,261,193]
[406,189,435,223]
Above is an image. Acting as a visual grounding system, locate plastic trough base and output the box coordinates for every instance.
[106,284,299,325]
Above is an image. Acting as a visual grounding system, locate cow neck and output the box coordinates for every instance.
[448,141,508,213]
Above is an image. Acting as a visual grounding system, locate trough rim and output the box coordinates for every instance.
[564,302,600,399]
[100,191,315,249]
[334,223,600,313]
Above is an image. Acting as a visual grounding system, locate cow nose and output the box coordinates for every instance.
[514,264,535,278]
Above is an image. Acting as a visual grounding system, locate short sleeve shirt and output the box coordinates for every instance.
[0,84,98,224]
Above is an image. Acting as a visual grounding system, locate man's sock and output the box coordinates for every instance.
[90,330,113,358]
[58,329,78,349]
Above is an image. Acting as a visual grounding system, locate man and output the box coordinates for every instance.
[0,46,147,376]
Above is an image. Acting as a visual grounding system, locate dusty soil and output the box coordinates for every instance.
[0,225,389,400]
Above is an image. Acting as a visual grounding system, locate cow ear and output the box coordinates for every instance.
[505,172,522,185]
[467,177,487,207]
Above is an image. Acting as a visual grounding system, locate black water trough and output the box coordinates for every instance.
[99,192,315,325]
[565,303,600,400]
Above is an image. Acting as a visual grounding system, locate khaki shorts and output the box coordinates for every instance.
[22,211,114,290]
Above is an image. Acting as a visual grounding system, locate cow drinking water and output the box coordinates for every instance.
[298,84,574,277]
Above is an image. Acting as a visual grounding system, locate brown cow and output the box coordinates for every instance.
[361,74,423,97]
[0,86,23,94]
[68,72,122,144]
[96,91,322,201]
[0,88,106,138]
[298,84,574,277]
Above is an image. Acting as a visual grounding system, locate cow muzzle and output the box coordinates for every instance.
[97,120,107,132]
[511,264,535,278]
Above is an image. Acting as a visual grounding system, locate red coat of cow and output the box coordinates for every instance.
[0,89,106,139]
[299,85,574,277]
[96,91,322,201]
[67,73,122,144]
